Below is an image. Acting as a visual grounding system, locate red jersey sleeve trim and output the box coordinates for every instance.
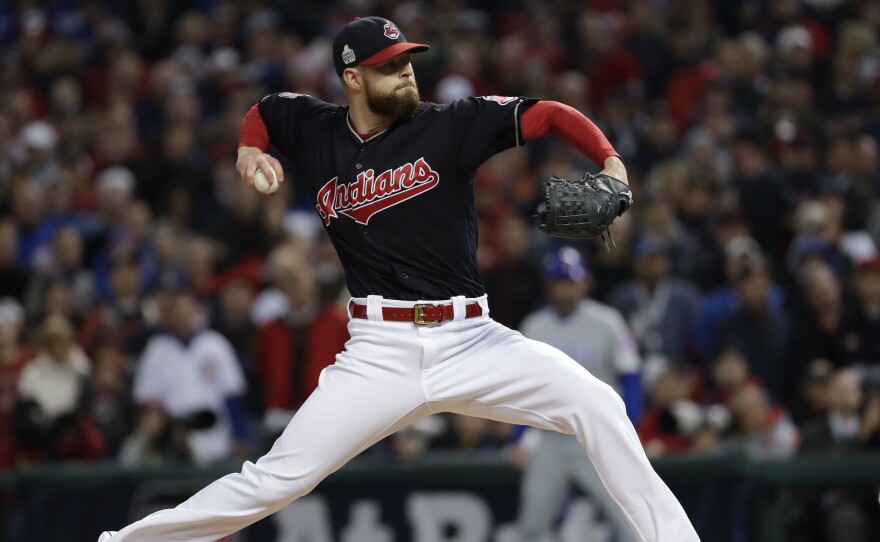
[238,104,270,151]
[521,101,619,166]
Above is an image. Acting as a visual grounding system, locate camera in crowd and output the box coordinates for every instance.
[656,400,733,437]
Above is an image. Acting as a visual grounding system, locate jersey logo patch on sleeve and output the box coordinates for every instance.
[277,92,311,99]
[315,157,440,226]
[478,96,518,105]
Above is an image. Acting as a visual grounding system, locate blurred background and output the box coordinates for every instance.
[0,0,880,541]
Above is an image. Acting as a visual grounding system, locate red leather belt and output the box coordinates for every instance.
[350,302,483,325]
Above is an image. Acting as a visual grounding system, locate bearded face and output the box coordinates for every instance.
[363,76,420,121]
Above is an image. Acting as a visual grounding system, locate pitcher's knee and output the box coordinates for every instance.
[563,378,628,429]
[241,461,317,505]
[576,377,625,412]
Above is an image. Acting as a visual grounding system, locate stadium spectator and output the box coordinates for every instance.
[792,358,834,426]
[795,368,880,542]
[11,181,51,268]
[90,200,154,300]
[210,277,256,372]
[788,261,846,372]
[575,9,643,115]
[25,225,95,322]
[89,167,138,255]
[199,167,266,270]
[726,383,799,459]
[141,222,184,293]
[692,237,784,364]
[589,207,638,297]
[29,278,80,328]
[133,124,209,218]
[0,219,28,302]
[609,235,701,383]
[823,136,876,232]
[0,299,33,469]
[15,314,105,464]
[118,404,191,466]
[178,235,218,299]
[730,133,794,261]
[16,121,61,189]
[481,212,543,330]
[85,331,132,457]
[638,365,704,457]
[707,347,759,405]
[711,253,791,403]
[252,257,348,447]
[79,255,153,359]
[840,256,880,368]
[800,368,880,451]
[133,289,247,464]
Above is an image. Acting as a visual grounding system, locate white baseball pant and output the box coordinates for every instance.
[104,295,699,542]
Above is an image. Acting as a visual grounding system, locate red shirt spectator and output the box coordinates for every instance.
[253,301,348,429]
[0,298,33,469]
[0,347,34,469]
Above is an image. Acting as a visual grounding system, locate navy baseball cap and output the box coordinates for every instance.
[332,17,430,76]
[632,235,670,259]
[543,247,588,281]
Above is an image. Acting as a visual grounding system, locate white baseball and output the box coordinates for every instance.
[253,167,279,194]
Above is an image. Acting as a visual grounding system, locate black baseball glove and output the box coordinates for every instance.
[536,172,633,249]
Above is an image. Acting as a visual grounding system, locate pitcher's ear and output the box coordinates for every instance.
[342,68,362,91]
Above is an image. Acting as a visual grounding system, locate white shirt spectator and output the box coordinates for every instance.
[18,346,90,418]
[250,287,288,326]
[134,329,246,464]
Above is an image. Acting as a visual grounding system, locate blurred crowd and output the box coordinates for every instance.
[0,0,879,517]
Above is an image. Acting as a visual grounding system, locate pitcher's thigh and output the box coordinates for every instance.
[430,323,700,541]
[110,358,432,542]
[188,358,431,511]
[439,329,626,436]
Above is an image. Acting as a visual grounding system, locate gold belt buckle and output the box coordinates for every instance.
[413,303,440,325]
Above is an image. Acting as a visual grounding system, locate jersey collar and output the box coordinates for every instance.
[346,112,388,144]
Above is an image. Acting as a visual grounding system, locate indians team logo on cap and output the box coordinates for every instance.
[341,44,356,65]
[383,21,400,39]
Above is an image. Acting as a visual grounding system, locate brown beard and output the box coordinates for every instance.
[364,79,420,121]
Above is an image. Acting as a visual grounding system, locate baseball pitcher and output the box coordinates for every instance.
[99,16,698,542]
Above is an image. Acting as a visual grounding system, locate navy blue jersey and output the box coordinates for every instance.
[258,92,537,300]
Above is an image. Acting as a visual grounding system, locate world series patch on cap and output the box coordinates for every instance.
[332,16,430,75]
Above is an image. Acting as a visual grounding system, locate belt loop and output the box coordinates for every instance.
[346,298,354,319]
[451,295,466,321]
[366,295,384,321]
[478,294,490,318]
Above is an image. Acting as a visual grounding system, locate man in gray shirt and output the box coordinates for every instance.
[516,247,642,542]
